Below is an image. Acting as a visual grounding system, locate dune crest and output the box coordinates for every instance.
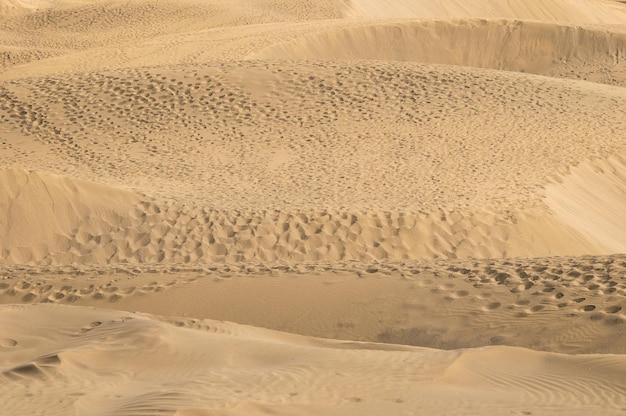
[344,0,626,23]
[255,19,626,84]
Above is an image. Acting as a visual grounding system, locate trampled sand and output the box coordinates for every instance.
[1,0,625,415]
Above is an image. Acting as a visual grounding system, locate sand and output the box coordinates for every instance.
[1,0,626,415]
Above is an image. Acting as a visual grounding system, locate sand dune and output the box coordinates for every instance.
[0,0,344,71]
[2,0,626,414]
[1,304,625,416]
[3,59,626,262]
[3,0,626,79]
[255,19,626,85]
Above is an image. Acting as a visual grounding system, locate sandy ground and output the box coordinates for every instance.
[1,0,626,415]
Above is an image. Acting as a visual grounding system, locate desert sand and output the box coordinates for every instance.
[1,0,625,415]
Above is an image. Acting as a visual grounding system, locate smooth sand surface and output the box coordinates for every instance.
[1,0,626,415]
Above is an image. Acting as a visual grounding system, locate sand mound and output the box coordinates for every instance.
[0,169,140,263]
[546,155,626,253]
[254,19,626,83]
[344,0,626,24]
[1,303,625,416]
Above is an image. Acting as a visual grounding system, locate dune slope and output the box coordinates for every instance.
[1,304,625,416]
[546,155,626,253]
[0,169,142,263]
[255,19,626,85]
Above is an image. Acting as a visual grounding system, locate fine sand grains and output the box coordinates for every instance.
[2,0,626,415]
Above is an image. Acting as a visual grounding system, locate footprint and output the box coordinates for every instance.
[80,286,95,295]
[80,321,103,333]
[122,287,136,295]
[604,305,622,314]
[109,294,123,303]
[582,305,596,312]
[483,302,501,311]
[22,293,37,302]
[1,338,18,348]
[37,284,53,294]
[49,292,65,301]
[66,294,80,303]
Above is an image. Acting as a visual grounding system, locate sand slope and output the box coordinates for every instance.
[255,19,626,85]
[3,59,626,262]
[1,304,625,416]
[547,155,626,253]
[1,256,624,354]
[0,169,145,263]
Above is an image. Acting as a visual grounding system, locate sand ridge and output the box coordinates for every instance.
[344,0,626,23]
[253,18,626,86]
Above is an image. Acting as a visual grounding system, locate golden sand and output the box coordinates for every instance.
[1,1,625,415]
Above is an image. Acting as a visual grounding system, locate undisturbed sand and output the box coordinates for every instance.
[1,0,626,415]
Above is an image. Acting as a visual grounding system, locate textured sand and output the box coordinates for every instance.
[1,0,626,415]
